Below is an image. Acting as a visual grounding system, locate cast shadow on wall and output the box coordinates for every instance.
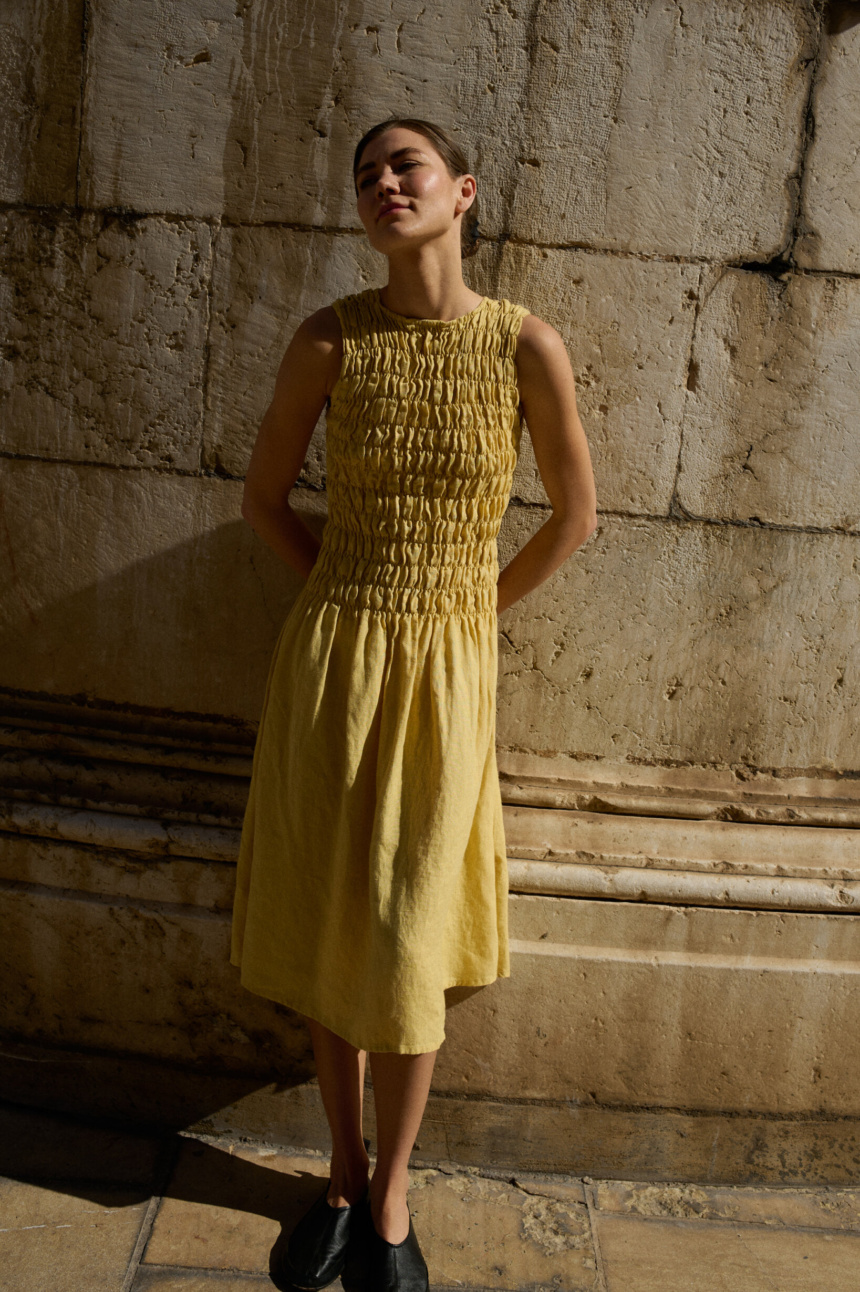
[0,502,489,1139]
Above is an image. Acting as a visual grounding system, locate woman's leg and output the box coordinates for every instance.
[367,1048,439,1244]
[305,1018,371,1206]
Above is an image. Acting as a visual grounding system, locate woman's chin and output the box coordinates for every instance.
[374,228,453,260]
[371,231,422,257]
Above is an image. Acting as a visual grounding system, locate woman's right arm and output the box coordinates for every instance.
[241,305,343,578]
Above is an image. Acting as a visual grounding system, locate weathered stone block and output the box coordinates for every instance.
[594,1176,860,1232]
[0,834,236,914]
[0,1178,148,1292]
[80,0,474,222]
[141,1142,317,1275]
[468,0,815,257]
[676,267,860,530]
[0,880,311,1073]
[794,16,860,273]
[80,0,815,263]
[440,894,860,1116]
[0,460,312,721]
[80,0,241,217]
[496,245,699,515]
[0,211,212,469]
[0,0,83,205]
[205,227,382,478]
[497,512,860,770]
[596,1212,860,1291]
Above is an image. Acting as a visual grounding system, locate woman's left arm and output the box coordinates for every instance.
[497,315,598,615]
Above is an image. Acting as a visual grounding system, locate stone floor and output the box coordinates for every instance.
[1,1100,859,1291]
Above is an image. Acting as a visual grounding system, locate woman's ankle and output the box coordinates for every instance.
[328,1149,371,1204]
[369,1163,411,1206]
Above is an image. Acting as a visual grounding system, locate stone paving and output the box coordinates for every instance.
[1,1101,859,1291]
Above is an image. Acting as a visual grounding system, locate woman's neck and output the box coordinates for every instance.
[380,252,483,322]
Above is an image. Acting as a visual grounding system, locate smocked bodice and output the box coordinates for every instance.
[302,286,529,619]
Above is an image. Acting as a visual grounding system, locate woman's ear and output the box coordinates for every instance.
[456,174,477,215]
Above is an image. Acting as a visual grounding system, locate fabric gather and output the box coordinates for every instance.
[302,288,527,619]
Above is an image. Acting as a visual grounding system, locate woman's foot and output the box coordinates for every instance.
[271,1177,369,1291]
[365,1202,430,1292]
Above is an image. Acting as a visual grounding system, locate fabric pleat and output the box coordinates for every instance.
[230,286,530,1053]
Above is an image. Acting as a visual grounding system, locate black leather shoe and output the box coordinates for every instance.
[364,1202,430,1292]
[270,1178,369,1291]
[340,1192,372,1292]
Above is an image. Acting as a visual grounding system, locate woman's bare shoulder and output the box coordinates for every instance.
[294,304,343,351]
[516,311,566,355]
[280,305,343,396]
[514,311,571,378]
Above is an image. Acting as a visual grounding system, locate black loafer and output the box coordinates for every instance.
[270,1178,369,1291]
[364,1203,430,1292]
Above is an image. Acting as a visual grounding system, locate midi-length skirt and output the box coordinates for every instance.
[229,577,511,1054]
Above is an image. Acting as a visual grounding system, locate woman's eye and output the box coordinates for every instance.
[359,160,418,190]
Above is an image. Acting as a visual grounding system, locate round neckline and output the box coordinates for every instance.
[374,287,489,326]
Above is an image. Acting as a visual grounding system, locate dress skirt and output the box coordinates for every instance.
[229,578,511,1054]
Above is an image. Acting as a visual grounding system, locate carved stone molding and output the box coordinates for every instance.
[1,691,857,915]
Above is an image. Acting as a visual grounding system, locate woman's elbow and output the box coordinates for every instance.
[571,518,597,553]
[557,508,598,550]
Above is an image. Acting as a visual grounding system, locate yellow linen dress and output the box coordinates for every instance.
[230,285,530,1054]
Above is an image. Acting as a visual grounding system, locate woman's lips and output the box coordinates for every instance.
[379,205,408,218]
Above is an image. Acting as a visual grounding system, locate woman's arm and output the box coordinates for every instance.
[241,306,343,579]
[498,315,598,615]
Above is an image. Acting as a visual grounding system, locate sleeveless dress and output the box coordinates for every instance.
[230,285,530,1054]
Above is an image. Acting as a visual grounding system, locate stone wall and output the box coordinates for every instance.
[3,0,858,764]
[2,0,859,1181]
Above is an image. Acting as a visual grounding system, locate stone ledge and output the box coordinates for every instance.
[1,692,858,915]
[497,750,860,828]
[1,1040,858,1187]
[4,691,859,825]
[507,861,860,914]
[2,799,859,914]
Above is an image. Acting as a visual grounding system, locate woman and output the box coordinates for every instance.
[231,116,597,1291]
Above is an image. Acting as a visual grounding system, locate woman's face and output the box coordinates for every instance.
[354,127,476,258]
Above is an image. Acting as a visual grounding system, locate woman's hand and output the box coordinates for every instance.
[498,316,598,614]
[241,307,343,577]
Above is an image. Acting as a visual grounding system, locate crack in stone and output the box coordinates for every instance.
[75,0,91,212]
[198,217,220,473]
[670,262,705,517]
[788,1,829,264]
